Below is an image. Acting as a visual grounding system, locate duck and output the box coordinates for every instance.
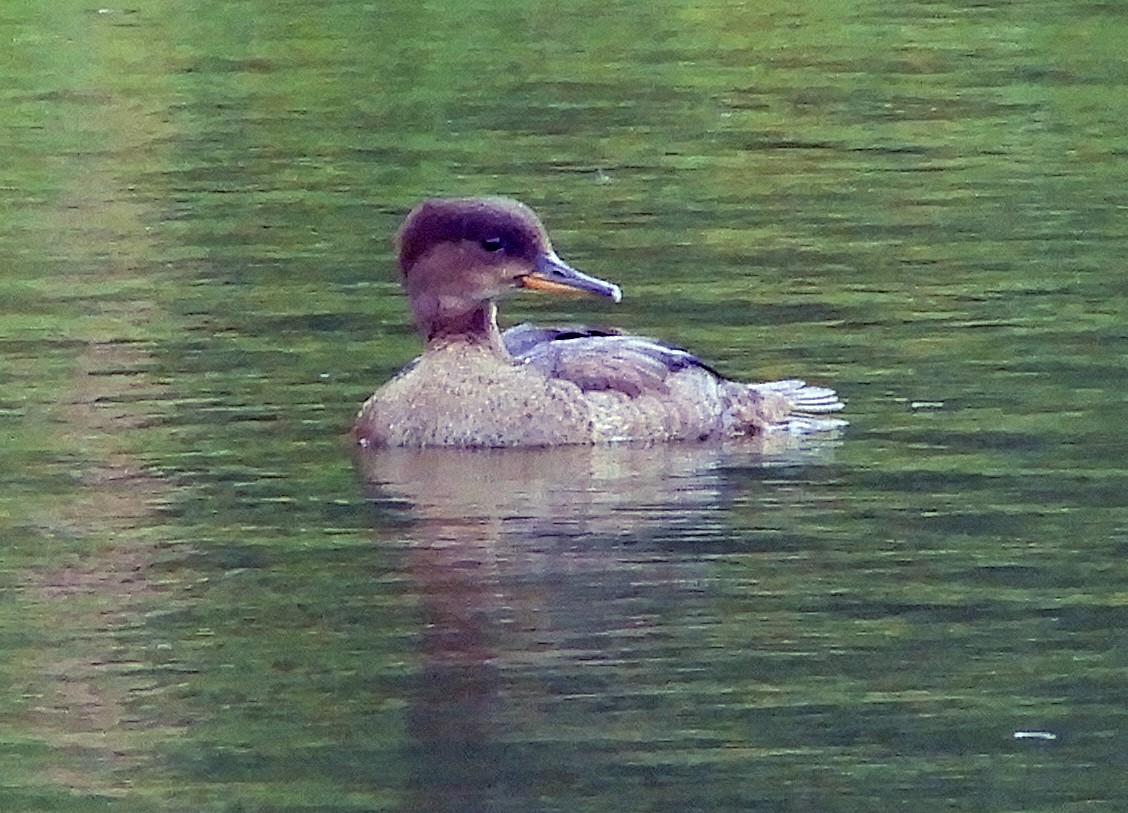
[354,196,844,448]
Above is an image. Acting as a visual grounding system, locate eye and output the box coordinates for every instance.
[480,237,504,252]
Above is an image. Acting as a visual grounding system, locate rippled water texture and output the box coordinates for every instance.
[2,1,1127,810]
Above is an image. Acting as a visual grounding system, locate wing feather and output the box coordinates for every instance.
[503,323,716,397]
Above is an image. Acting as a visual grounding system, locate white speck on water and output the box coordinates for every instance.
[1013,730,1057,741]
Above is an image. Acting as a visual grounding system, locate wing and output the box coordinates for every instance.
[502,323,721,398]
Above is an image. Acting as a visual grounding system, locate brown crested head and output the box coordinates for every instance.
[393,197,621,344]
[396,196,550,278]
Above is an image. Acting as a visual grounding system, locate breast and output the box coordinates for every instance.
[355,345,598,447]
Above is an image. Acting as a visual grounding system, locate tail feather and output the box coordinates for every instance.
[751,379,847,434]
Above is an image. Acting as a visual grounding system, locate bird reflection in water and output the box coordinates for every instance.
[355,437,839,812]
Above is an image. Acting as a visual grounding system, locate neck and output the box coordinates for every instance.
[419,302,509,357]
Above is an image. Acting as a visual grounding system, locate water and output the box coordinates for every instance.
[3,0,1127,810]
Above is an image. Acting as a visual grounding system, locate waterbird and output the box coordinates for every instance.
[355,196,844,448]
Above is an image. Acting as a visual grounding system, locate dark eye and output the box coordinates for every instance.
[480,237,504,252]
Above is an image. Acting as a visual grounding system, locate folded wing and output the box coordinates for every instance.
[504,323,719,398]
[502,323,845,436]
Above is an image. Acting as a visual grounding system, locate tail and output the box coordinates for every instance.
[749,379,846,434]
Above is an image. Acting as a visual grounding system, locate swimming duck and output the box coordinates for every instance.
[354,196,844,448]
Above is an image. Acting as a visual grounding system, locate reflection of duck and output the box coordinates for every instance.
[355,197,845,448]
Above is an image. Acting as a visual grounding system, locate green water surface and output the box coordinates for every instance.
[2,1,1127,811]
